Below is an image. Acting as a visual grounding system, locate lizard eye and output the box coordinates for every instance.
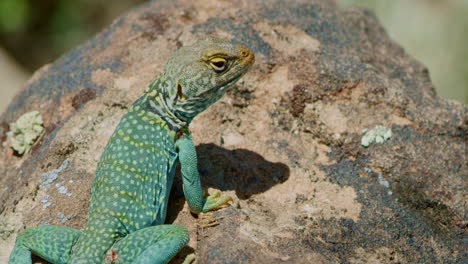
[209,58,227,72]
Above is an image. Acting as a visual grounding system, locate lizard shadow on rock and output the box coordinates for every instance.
[169,143,289,211]
[165,144,289,262]
[196,143,290,198]
[167,144,289,224]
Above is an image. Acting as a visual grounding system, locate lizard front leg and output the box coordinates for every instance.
[175,133,232,214]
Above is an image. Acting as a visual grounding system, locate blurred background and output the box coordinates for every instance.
[0,0,147,112]
[0,0,466,113]
[338,0,467,105]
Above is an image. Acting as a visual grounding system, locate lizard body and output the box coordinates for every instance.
[9,38,254,264]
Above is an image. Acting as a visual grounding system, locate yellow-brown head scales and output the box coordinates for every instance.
[146,38,255,129]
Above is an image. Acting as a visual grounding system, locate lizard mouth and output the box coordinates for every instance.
[196,69,246,99]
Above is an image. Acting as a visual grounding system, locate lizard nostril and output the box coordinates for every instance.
[241,50,249,57]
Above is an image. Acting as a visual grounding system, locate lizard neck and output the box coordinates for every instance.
[141,76,188,131]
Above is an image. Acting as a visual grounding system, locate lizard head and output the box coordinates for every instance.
[154,38,254,126]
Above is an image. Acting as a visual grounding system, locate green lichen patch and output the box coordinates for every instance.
[361,125,392,147]
[9,111,44,154]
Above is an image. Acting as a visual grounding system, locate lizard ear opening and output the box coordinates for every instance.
[176,82,185,100]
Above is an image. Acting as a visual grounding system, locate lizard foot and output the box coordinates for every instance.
[202,190,232,212]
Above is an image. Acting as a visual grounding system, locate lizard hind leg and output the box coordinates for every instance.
[8,225,81,264]
[108,224,189,264]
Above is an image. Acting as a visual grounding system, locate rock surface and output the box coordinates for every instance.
[0,0,466,263]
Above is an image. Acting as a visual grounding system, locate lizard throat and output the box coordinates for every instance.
[141,70,239,132]
[145,93,187,132]
[139,77,187,131]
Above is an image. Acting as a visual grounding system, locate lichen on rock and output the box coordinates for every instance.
[361,125,392,147]
[8,110,44,154]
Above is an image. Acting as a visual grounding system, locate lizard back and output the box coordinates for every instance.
[71,93,178,261]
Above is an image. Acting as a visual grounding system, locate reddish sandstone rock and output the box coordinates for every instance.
[0,0,465,263]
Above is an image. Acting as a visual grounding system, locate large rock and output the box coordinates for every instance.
[0,0,465,263]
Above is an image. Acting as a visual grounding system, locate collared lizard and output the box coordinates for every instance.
[8,38,255,264]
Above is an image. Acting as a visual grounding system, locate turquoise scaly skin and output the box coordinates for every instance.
[8,38,255,264]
